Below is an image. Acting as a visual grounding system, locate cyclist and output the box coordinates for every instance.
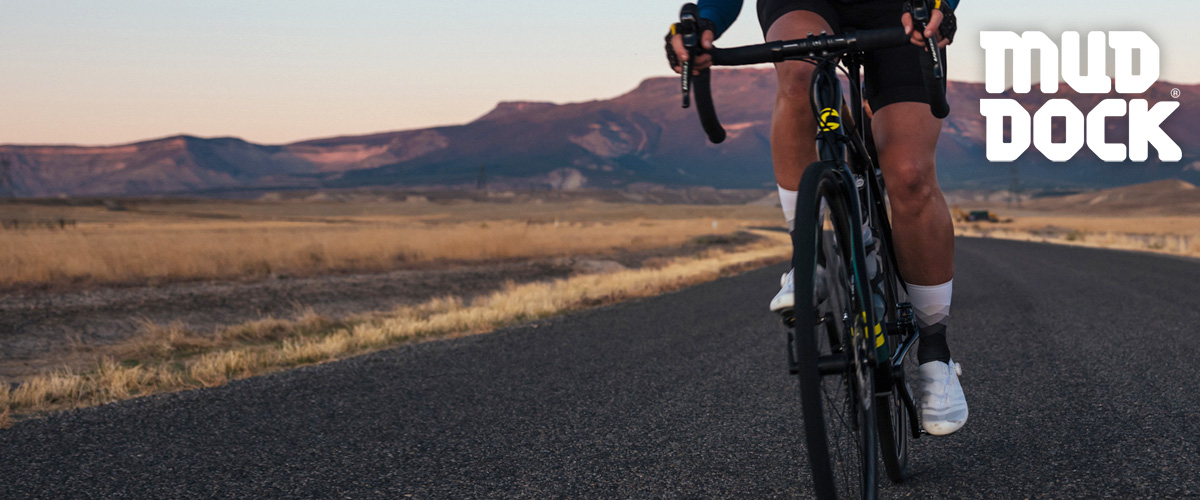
[667,0,968,436]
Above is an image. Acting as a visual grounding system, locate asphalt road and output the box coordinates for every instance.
[2,237,1199,499]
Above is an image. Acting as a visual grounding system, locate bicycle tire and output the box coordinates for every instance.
[792,161,878,500]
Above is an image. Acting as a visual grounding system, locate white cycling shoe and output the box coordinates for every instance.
[918,359,969,436]
[769,269,795,312]
[770,266,829,313]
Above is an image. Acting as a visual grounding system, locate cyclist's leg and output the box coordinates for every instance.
[850,0,953,288]
[761,2,839,313]
[759,0,840,218]
[855,0,966,435]
[764,10,831,194]
[856,0,954,328]
[873,103,967,436]
[871,105,954,289]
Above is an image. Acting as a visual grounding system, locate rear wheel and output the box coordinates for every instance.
[870,176,913,483]
[874,238,910,482]
[791,161,878,500]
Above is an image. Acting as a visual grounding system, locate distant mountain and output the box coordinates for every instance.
[1020,178,1200,215]
[1,69,1197,197]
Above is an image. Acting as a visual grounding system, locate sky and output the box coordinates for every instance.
[1,0,1197,146]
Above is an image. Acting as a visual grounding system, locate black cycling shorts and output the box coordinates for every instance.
[756,0,945,111]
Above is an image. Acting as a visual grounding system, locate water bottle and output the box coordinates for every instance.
[862,221,887,323]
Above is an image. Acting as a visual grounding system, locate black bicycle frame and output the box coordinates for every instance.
[806,53,923,439]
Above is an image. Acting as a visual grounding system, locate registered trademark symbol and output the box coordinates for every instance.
[1171,88,1181,99]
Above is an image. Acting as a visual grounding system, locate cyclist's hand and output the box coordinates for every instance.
[666,25,714,75]
[901,9,949,49]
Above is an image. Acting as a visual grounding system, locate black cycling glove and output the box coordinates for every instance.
[664,18,716,70]
[903,0,957,45]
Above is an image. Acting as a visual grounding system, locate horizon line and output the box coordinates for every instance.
[3,75,1197,150]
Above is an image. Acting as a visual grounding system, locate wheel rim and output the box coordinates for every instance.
[884,244,910,471]
[874,231,910,482]
[812,194,874,499]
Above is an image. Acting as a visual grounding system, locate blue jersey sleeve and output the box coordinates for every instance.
[697,0,743,39]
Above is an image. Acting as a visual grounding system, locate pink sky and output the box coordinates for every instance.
[1,0,1196,146]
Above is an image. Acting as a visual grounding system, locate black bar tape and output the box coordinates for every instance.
[849,27,909,52]
[708,43,779,66]
[692,70,726,143]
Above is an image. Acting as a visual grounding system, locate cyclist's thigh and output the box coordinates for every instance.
[758,0,839,39]
[844,0,946,113]
[872,102,941,176]
[759,0,839,92]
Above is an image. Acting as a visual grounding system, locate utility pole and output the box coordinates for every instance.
[1009,162,1020,208]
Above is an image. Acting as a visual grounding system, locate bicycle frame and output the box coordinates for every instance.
[806,52,924,439]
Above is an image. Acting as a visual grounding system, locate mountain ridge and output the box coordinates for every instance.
[2,70,1197,197]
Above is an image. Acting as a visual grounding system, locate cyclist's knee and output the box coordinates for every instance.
[774,62,816,110]
[886,159,939,214]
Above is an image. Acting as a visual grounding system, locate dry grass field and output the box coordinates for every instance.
[0,194,790,426]
[5,181,1197,427]
[950,180,1200,258]
[950,208,1200,258]
[0,197,780,289]
[955,215,1200,257]
[0,229,791,427]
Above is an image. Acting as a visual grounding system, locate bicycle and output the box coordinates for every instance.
[673,3,951,498]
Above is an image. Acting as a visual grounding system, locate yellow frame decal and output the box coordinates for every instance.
[819,108,841,131]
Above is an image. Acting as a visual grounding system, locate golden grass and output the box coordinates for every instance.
[190,351,261,387]
[0,199,777,288]
[0,382,12,428]
[955,215,1200,258]
[0,232,789,427]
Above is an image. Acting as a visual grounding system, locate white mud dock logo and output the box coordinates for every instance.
[979,31,1181,163]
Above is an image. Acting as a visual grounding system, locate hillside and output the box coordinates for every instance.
[1,69,1197,197]
[1022,179,1200,215]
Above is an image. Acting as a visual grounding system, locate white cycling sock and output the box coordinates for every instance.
[906,279,952,328]
[908,279,953,364]
[778,185,798,231]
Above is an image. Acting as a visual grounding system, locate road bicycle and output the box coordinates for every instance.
[673,3,950,498]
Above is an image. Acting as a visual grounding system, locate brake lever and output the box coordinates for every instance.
[910,1,944,78]
[926,34,944,78]
[678,4,700,109]
[682,60,692,109]
[911,1,931,29]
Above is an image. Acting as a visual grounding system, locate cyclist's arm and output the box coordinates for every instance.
[698,0,742,40]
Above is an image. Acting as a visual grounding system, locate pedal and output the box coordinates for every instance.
[785,325,800,375]
[779,309,796,328]
[898,379,924,439]
[897,302,916,334]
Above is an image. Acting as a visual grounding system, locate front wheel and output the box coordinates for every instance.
[791,161,878,500]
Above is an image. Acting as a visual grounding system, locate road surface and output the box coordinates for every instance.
[2,238,1198,498]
